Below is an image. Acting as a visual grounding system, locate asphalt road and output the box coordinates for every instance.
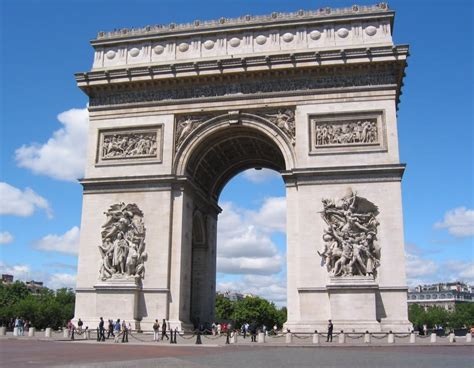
[0,339,472,368]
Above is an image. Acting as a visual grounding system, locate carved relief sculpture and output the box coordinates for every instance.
[98,203,147,281]
[101,131,158,160]
[315,119,378,147]
[317,189,380,277]
[264,109,296,143]
[175,115,215,149]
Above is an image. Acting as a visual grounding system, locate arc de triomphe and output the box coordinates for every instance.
[74,3,412,332]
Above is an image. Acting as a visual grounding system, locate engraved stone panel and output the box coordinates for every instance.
[309,111,386,155]
[96,125,163,165]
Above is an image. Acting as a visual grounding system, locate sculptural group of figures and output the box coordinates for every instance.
[98,203,147,281]
[318,190,381,277]
[315,120,377,146]
[102,133,157,159]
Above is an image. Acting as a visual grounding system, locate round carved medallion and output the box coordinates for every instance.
[203,40,215,50]
[178,42,189,52]
[229,37,240,47]
[337,28,350,38]
[255,35,267,45]
[129,48,140,57]
[309,30,322,40]
[153,45,165,55]
[282,33,294,42]
[365,26,377,36]
[105,50,116,60]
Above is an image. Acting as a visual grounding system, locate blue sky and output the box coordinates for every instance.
[0,0,473,303]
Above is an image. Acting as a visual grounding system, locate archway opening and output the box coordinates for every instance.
[183,124,289,327]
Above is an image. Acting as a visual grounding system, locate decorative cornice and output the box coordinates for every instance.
[94,3,392,42]
[282,163,406,186]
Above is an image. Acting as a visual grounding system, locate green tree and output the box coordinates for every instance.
[232,296,280,329]
[215,293,234,321]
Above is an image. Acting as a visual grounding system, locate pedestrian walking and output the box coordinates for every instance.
[249,321,257,342]
[77,318,83,333]
[326,319,333,342]
[153,320,160,342]
[98,317,106,341]
[113,319,121,343]
[161,319,169,341]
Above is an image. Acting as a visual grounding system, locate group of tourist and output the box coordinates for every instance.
[11,317,29,335]
[152,319,170,342]
[66,317,133,343]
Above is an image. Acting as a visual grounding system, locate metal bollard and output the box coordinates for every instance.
[364,332,371,344]
[45,328,52,338]
[466,333,472,343]
[0,326,7,336]
[409,332,416,344]
[313,331,320,344]
[285,332,292,344]
[13,327,19,336]
[338,331,345,344]
[258,332,265,343]
[387,331,395,344]
[430,333,436,343]
[448,332,455,343]
[28,327,35,337]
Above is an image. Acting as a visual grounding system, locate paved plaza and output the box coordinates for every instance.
[1,335,473,368]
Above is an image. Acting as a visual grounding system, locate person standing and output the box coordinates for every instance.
[153,320,160,342]
[326,320,333,342]
[77,318,83,333]
[249,321,257,342]
[161,319,169,341]
[113,319,121,343]
[121,320,128,343]
[98,317,106,341]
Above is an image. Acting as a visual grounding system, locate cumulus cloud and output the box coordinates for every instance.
[405,252,438,280]
[434,207,474,237]
[0,182,52,218]
[242,168,281,183]
[0,231,14,244]
[0,261,77,290]
[34,226,80,255]
[217,201,285,275]
[247,196,286,234]
[47,273,77,290]
[15,107,88,181]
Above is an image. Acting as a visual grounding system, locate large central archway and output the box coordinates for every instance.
[174,112,294,325]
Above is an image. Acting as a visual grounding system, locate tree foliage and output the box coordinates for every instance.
[408,303,474,331]
[0,282,75,329]
[214,293,287,329]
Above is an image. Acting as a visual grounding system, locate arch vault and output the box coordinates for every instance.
[74,4,412,332]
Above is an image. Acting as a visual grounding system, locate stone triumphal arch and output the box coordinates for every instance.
[74,3,412,332]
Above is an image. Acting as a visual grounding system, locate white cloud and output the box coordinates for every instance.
[15,107,88,181]
[0,231,14,244]
[0,182,52,218]
[405,252,438,281]
[217,201,285,276]
[242,168,281,183]
[0,262,32,280]
[0,261,76,290]
[47,273,77,289]
[434,207,474,237]
[34,226,80,255]
[247,196,286,234]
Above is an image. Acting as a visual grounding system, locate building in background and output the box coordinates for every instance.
[25,280,44,294]
[1,274,14,284]
[408,282,473,311]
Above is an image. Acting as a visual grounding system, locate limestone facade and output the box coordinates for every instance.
[73,3,412,332]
